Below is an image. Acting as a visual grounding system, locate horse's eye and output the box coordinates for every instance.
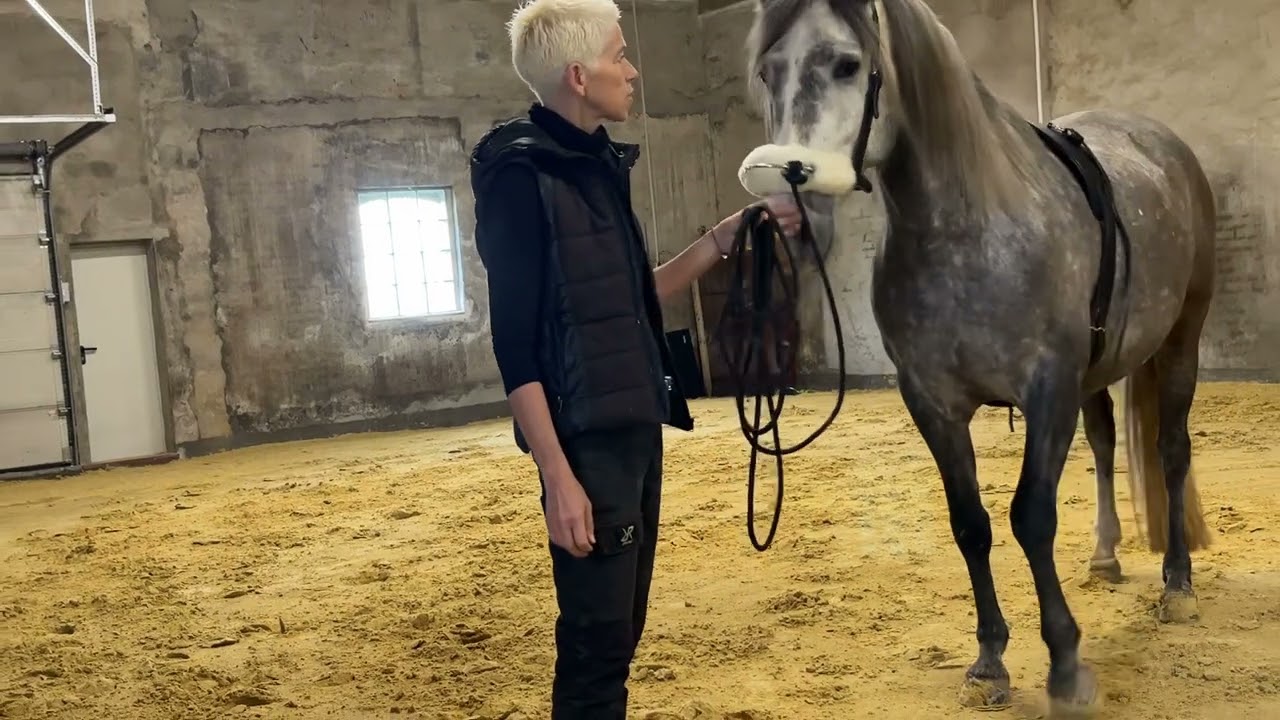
[832,55,860,80]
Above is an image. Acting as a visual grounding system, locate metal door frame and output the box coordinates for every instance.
[71,236,179,467]
[0,123,111,478]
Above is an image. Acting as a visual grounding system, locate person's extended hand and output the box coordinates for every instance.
[713,194,803,251]
[757,194,803,240]
[542,468,595,558]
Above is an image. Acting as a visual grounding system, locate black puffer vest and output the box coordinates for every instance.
[470,105,694,452]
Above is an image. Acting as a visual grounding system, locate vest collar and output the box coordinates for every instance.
[528,104,641,169]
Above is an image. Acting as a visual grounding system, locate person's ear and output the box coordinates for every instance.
[565,62,589,97]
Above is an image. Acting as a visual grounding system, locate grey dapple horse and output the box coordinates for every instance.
[738,0,1216,714]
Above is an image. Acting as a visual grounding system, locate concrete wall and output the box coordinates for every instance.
[0,2,154,241]
[3,0,1277,459]
[0,0,718,454]
[1046,0,1280,379]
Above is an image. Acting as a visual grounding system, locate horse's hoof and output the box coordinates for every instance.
[958,674,1011,708]
[1088,557,1123,584]
[1047,664,1100,718]
[1158,588,1199,623]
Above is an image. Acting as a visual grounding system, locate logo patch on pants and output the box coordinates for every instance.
[592,521,641,557]
[618,524,636,547]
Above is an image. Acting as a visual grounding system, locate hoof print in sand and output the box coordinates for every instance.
[222,687,278,707]
[632,663,676,681]
[451,623,491,645]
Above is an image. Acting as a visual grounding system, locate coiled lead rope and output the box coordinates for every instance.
[715,162,848,551]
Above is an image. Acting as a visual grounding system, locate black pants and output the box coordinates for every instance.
[539,424,663,719]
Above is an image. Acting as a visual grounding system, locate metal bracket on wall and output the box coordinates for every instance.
[0,0,116,128]
[0,0,116,477]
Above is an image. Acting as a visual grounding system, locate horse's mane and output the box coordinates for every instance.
[745,0,1041,218]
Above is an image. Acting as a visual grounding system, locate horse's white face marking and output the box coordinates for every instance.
[758,1,897,169]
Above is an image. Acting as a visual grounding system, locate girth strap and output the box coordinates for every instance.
[1030,122,1132,368]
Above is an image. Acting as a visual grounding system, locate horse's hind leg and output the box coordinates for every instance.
[896,376,1010,708]
[1012,363,1098,716]
[1082,390,1123,583]
[1152,318,1208,622]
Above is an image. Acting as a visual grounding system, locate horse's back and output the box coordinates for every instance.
[1049,108,1215,245]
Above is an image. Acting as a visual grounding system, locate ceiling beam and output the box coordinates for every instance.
[697,0,749,14]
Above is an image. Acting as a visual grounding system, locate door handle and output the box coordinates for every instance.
[80,345,97,365]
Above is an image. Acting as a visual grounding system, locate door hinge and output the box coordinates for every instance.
[44,291,58,304]
[51,349,63,359]
[37,231,50,246]
[56,406,70,417]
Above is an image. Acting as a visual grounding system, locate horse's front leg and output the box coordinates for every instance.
[1012,365,1099,716]
[897,376,1010,707]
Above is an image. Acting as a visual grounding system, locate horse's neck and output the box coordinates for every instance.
[878,83,1044,239]
[876,140,969,239]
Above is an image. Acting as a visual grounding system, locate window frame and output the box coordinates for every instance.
[354,184,467,324]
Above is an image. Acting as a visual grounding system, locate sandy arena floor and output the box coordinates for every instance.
[1,383,1278,720]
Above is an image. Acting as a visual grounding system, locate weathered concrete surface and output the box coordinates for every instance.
[0,11,153,241]
[198,118,497,435]
[700,2,765,220]
[1,0,719,453]
[613,113,721,334]
[5,0,1276,455]
[1046,0,1280,377]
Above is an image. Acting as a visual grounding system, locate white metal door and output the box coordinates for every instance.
[71,243,167,463]
[0,174,72,471]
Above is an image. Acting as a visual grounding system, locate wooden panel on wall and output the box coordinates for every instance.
[614,113,721,336]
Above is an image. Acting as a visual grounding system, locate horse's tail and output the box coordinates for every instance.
[1122,358,1212,553]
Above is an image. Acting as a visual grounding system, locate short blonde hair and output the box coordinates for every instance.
[507,0,622,101]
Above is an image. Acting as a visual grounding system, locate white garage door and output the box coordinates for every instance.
[0,173,72,472]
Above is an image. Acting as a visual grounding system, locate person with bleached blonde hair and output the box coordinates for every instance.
[469,0,800,715]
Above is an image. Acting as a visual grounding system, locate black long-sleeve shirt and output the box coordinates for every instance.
[475,164,547,396]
